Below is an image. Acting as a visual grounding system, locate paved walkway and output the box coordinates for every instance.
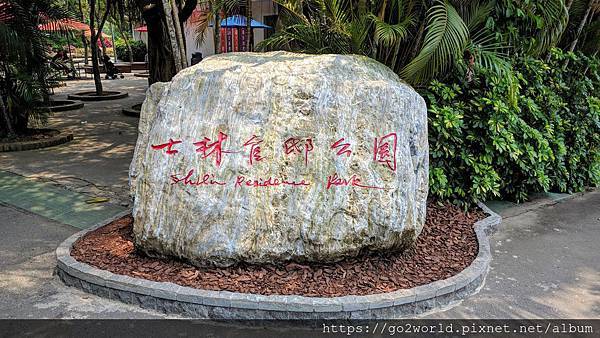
[0,75,147,206]
[0,76,598,318]
[430,191,600,319]
[0,170,125,229]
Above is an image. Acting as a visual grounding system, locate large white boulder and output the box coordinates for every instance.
[130,52,428,267]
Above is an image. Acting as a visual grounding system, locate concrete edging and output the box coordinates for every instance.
[67,91,129,101]
[36,100,84,112]
[0,131,73,152]
[122,104,142,118]
[55,203,501,319]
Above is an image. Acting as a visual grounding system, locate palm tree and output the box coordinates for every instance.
[194,0,244,54]
[257,0,569,86]
[562,0,600,54]
[0,0,70,138]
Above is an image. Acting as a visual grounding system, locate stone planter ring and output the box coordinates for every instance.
[56,203,501,319]
[68,91,128,101]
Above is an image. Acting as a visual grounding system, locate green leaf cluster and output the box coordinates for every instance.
[426,48,600,206]
[115,40,147,62]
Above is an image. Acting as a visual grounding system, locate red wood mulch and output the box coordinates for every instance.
[71,202,485,297]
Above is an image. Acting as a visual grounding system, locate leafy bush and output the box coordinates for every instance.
[115,40,147,62]
[425,49,600,206]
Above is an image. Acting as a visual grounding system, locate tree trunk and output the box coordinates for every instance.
[569,0,595,52]
[116,18,134,63]
[160,0,183,72]
[169,0,188,68]
[246,0,252,51]
[214,12,221,54]
[96,5,107,56]
[78,0,88,65]
[90,0,113,95]
[135,0,197,84]
[90,0,103,95]
[0,94,15,138]
[137,1,177,84]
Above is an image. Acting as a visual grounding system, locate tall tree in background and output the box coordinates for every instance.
[77,0,89,64]
[111,0,134,64]
[245,0,251,51]
[89,0,113,95]
[135,0,197,84]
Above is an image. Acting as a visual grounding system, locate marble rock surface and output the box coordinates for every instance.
[130,51,428,267]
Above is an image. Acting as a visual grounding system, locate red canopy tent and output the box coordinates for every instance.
[134,26,147,32]
[38,18,91,76]
[38,18,89,32]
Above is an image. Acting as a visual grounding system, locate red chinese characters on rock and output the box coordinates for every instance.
[151,138,182,155]
[283,137,314,166]
[193,131,235,167]
[331,138,352,157]
[152,132,400,190]
[243,135,264,166]
[373,132,397,171]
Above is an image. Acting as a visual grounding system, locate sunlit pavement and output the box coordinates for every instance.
[0,74,148,207]
[428,190,600,319]
[0,75,598,319]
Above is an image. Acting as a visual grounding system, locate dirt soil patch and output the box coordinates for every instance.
[71,202,485,297]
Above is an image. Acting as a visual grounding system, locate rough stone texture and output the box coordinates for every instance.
[129,51,428,267]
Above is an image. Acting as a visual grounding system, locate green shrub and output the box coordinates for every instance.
[425,48,600,206]
[115,40,147,62]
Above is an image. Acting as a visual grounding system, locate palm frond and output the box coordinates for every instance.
[532,0,568,55]
[401,0,469,84]
[371,13,412,49]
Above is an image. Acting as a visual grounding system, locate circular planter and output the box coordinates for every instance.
[0,129,73,152]
[48,82,67,88]
[68,91,128,101]
[36,100,83,112]
[122,103,142,117]
[56,204,501,319]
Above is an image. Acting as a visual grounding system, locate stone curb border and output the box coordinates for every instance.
[56,203,501,319]
[36,100,84,112]
[0,131,73,152]
[122,104,142,118]
[67,91,129,101]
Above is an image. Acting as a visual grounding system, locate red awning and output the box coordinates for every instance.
[38,18,89,31]
[134,25,147,32]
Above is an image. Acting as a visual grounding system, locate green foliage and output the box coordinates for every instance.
[47,33,83,50]
[115,40,147,62]
[0,0,71,138]
[401,1,469,83]
[257,0,572,86]
[491,0,568,56]
[426,49,600,206]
